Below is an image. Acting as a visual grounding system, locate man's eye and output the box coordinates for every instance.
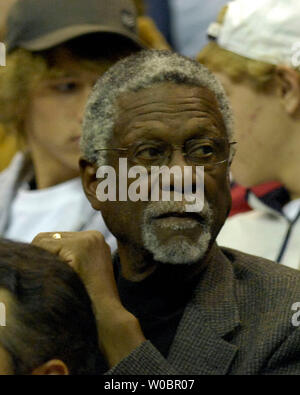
[190,144,214,157]
[135,146,164,160]
[52,82,79,93]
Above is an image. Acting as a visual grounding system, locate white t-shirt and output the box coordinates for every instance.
[4,177,114,245]
[283,199,300,222]
[217,195,300,269]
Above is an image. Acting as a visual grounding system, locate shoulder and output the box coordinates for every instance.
[217,211,266,251]
[0,151,30,182]
[219,248,300,374]
[218,210,283,238]
[223,246,298,274]
[222,247,300,302]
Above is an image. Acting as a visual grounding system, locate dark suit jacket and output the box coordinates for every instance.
[106,246,300,375]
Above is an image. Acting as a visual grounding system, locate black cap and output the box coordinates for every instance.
[5,0,144,54]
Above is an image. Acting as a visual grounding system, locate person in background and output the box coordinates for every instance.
[229,181,283,217]
[0,0,24,171]
[198,0,300,269]
[0,0,170,171]
[0,0,144,245]
[0,239,102,375]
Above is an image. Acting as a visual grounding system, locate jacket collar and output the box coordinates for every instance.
[167,244,240,374]
[193,244,240,336]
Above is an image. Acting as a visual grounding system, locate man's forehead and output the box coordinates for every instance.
[114,82,226,139]
[117,82,221,111]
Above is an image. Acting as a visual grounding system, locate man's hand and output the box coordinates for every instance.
[33,231,119,307]
[32,231,146,368]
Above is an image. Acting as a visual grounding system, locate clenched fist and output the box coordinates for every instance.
[32,231,119,307]
[32,231,146,368]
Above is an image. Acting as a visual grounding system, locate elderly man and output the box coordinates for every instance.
[34,51,300,375]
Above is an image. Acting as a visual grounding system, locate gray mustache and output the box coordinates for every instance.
[143,201,213,224]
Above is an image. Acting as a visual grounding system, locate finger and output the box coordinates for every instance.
[32,237,80,270]
[32,232,77,242]
[32,237,63,256]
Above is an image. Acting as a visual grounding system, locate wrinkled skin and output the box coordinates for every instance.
[34,82,233,369]
[81,82,232,280]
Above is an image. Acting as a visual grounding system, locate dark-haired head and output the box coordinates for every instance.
[0,239,104,375]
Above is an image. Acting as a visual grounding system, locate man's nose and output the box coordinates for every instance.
[167,150,197,193]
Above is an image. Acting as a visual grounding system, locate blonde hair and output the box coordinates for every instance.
[133,0,145,16]
[133,0,171,50]
[0,46,125,138]
[0,49,48,132]
[197,42,276,90]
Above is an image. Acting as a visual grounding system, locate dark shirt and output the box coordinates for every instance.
[114,255,201,358]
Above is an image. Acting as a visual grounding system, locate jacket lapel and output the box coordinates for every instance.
[167,245,240,375]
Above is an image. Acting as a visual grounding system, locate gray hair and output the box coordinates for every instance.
[81,50,234,166]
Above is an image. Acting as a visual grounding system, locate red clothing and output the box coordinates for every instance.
[230,181,282,217]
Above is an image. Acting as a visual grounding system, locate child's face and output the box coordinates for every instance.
[24,47,113,181]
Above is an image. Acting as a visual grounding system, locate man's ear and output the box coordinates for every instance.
[31,360,69,375]
[79,158,102,211]
[275,65,300,116]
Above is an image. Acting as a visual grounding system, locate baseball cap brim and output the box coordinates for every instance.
[11,24,145,52]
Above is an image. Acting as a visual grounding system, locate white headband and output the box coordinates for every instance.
[207,0,300,70]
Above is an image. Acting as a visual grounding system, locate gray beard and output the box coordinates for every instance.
[142,200,213,265]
